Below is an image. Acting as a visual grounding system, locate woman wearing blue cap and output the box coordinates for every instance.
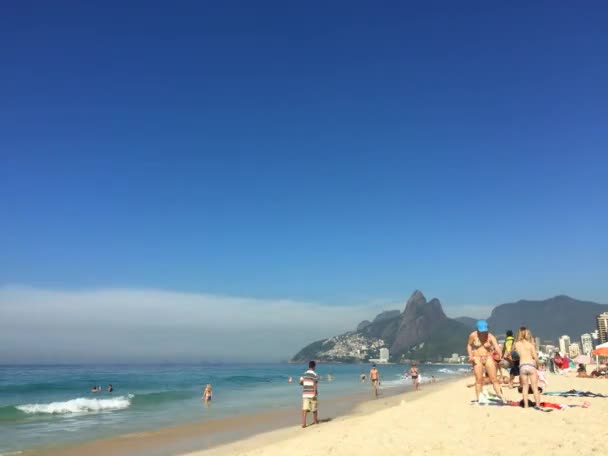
[467,320,504,402]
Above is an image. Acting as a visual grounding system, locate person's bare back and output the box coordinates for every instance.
[514,340,536,365]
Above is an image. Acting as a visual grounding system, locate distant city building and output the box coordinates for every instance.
[443,353,461,363]
[544,344,557,355]
[379,347,389,362]
[581,334,593,355]
[558,335,571,355]
[568,342,580,358]
[535,337,541,351]
[591,330,600,348]
[597,313,608,344]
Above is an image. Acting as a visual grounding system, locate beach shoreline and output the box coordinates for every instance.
[20,376,455,456]
[181,373,608,456]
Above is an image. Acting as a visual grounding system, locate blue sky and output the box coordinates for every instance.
[1,0,607,331]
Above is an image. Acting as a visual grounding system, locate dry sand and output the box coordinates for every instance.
[183,373,608,456]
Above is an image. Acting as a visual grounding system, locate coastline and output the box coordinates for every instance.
[20,377,453,456]
[182,373,608,456]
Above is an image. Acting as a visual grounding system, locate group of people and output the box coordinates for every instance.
[467,320,545,408]
[299,360,425,427]
[90,384,113,393]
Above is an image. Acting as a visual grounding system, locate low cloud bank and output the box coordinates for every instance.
[0,286,384,363]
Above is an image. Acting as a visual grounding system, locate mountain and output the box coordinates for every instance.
[372,310,400,323]
[292,291,471,363]
[486,295,608,341]
[356,320,372,331]
[291,293,608,363]
[454,316,477,329]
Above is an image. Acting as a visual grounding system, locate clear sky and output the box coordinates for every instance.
[1,2,607,361]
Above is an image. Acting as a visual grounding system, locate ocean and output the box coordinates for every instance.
[0,363,470,455]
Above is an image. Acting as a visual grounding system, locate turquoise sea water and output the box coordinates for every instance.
[0,363,469,454]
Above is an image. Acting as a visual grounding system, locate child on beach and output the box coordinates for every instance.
[203,384,212,405]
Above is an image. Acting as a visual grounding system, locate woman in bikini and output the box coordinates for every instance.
[409,362,420,391]
[466,320,504,402]
[514,327,541,408]
[203,384,213,405]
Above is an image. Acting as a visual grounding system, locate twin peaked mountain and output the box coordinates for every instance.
[291,290,470,362]
[291,291,608,362]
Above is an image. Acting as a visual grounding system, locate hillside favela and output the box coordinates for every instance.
[1,2,608,456]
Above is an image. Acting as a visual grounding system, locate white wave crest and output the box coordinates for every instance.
[16,395,133,415]
[437,368,455,374]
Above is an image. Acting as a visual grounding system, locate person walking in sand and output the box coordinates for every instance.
[409,363,420,391]
[299,360,319,428]
[203,384,212,405]
[369,364,380,397]
[466,320,505,403]
[514,327,541,408]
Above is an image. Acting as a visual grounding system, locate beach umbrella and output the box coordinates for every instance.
[592,342,608,357]
[573,354,590,365]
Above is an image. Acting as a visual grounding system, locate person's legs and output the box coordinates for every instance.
[301,398,309,427]
[473,361,483,401]
[530,371,541,405]
[312,410,318,425]
[485,359,504,401]
[520,372,530,408]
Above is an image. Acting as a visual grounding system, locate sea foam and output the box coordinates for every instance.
[16,395,133,415]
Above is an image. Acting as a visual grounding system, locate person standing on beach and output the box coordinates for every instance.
[369,364,380,397]
[513,327,541,408]
[467,320,505,403]
[299,360,319,428]
[409,363,420,391]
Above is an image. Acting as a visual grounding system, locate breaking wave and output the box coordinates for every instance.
[15,395,133,415]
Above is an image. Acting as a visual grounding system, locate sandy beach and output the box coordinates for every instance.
[183,373,608,456]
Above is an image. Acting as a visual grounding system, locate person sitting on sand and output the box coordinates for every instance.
[369,364,380,398]
[203,384,212,404]
[577,364,590,378]
[514,327,541,408]
[553,352,564,375]
[467,320,505,403]
[467,374,492,388]
[409,363,420,391]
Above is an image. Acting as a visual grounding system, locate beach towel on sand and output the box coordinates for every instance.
[543,390,607,398]
[470,397,591,411]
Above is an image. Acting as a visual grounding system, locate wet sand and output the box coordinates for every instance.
[22,379,445,456]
